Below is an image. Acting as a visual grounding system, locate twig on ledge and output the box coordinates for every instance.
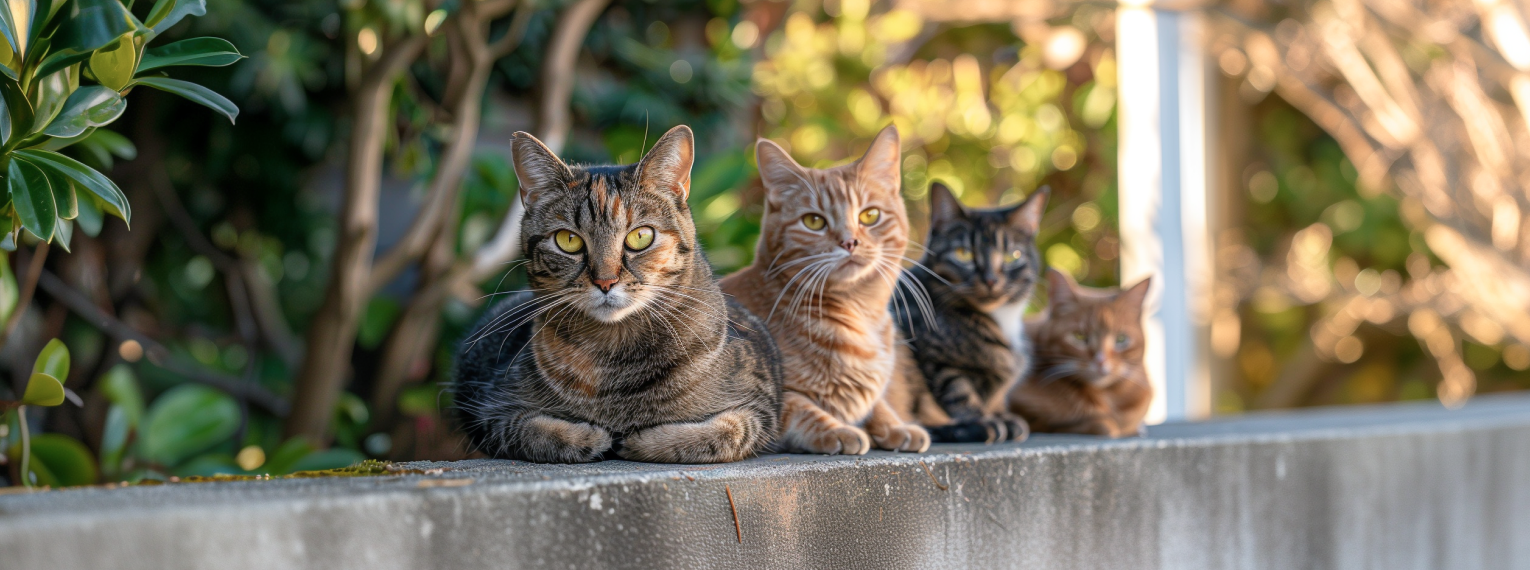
[725,485,741,544]
[919,460,948,491]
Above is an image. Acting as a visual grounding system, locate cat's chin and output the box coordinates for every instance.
[580,288,644,323]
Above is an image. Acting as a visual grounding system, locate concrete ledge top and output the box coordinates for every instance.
[4,394,1529,570]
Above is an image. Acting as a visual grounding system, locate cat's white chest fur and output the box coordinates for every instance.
[989,300,1028,360]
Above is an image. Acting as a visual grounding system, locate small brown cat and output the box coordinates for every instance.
[1008,269,1152,438]
[721,125,930,455]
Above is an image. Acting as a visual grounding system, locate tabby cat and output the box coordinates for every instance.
[453,126,784,463]
[720,125,930,455]
[1008,269,1152,438]
[893,182,1047,444]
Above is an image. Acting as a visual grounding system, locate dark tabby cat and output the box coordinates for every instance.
[453,126,783,463]
[891,182,1047,443]
[1008,269,1152,438]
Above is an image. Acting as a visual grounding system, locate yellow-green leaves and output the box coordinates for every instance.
[89,33,136,91]
[34,337,69,379]
[137,37,242,73]
[42,85,126,138]
[21,372,63,406]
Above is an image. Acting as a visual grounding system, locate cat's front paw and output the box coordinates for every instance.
[872,422,930,453]
[803,425,871,455]
[996,413,1030,442]
[525,416,613,463]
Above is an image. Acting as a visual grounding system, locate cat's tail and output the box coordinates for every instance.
[450,290,537,454]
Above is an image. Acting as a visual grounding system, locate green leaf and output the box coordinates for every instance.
[11,433,98,486]
[172,452,241,477]
[43,162,76,219]
[84,127,134,159]
[89,33,135,91]
[260,437,313,475]
[288,448,366,473]
[139,384,239,467]
[0,252,15,325]
[130,76,237,124]
[74,192,102,236]
[32,337,68,380]
[52,0,139,56]
[34,50,91,80]
[8,156,57,241]
[137,37,241,73]
[21,372,64,406]
[13,149,128,224]
[41,85,125,138]
[99,364,143,427]
[0,74,34,142]
[53,217,70,251]
[29,65,71,132]
[0,0,20,63]
[99,404,131,475]
[144,0,204,35]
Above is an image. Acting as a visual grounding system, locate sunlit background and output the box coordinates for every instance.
[3,0,1529,485]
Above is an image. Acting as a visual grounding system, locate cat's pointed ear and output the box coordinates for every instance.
[928,182,966,226]
[1046,268,1078,307]
[857,124,902,196]
[757,138,808,201]
[1007,186,1049,233]
[1116,277,1152,315]
[637,125,695,201]
[511,131,574,208]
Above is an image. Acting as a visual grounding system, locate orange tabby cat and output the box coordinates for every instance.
[721,125,930,454]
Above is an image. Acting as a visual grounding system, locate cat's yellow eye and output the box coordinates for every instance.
[1004,250,1024,264]
[802,214,827,230]
[1071,331,1089,345]
[858,207,881,226]
[625,226,655,251]
[952,247,974,263]
[554,230,584,253]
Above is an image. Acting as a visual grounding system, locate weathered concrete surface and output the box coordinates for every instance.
[2,395,1528,570]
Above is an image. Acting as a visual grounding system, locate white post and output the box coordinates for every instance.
[1116,5,1213,423]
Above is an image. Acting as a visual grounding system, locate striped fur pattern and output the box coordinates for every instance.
[1008,269,1152,438]
[895,182,1047,443]
[721,125,930,455]
[453,126,783,463]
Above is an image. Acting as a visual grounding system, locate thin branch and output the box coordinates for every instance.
[0,242,50,349]
[36,270,290,416]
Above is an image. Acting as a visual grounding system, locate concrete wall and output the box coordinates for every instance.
[2,395,1528,570]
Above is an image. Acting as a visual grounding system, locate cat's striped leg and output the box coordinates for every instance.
[619,407,774,463]
[865,398,931,452]
[779,391,871,455]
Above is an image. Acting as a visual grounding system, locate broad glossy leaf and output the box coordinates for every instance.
[34,49,90,80]
[29,66,71,133]
[89,33,134,91]
[85,127,134,159]
[8,156,56,241]
[172,452,241,477]
[41,85,124,138]
[0,252,13,324]
[17,433,97,486]
[137,37,241,72]
[43,163,75,219]
[144,0,203,35]
[0,83,10,144]
[52,0,138,56]
[13,149,128,224]
[0,0,18,64]
[21,371,64,406]
[6,439,59,487]
[0,74,33,141]
[74,192,102,236]
[131,76,236,124]
[139,384,239,467]
[32,337,68,380]
[99,404,131,474]
[99,364,143,426]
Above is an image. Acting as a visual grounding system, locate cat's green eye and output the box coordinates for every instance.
[1004,250,1024,264]
[858,207,881,225]
[1114,333,1131,349]
[554,230,584,253]
[952,247,974,263]
[802,214,827,230]
[625,226,655,251]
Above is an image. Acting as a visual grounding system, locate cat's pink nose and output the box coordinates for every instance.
[840,239,859,252]
[592,277,619,293]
